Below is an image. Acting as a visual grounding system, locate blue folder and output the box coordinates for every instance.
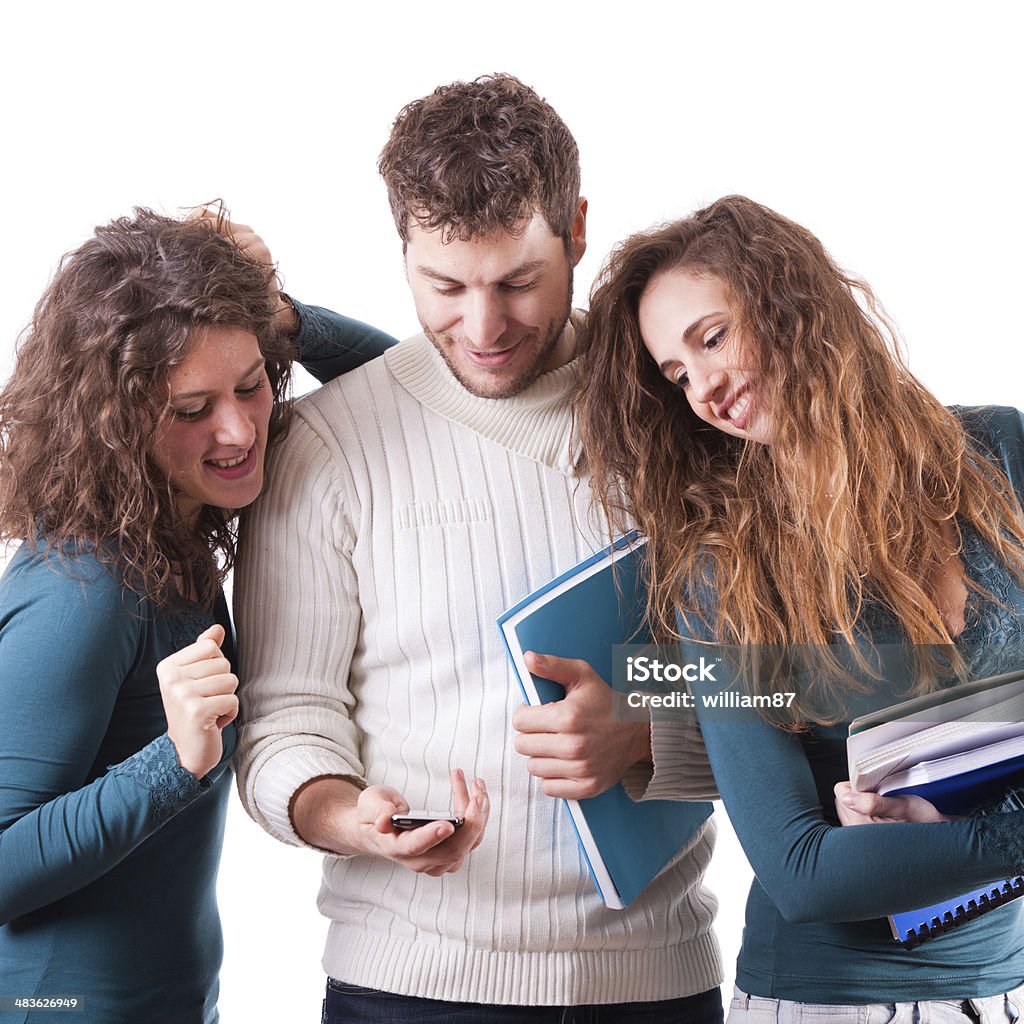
[497,534,712,909]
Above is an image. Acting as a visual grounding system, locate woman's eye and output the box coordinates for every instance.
[673,370,690,390]
[237,378,266,398]
[705,327,727,350]
[173,406,208,422]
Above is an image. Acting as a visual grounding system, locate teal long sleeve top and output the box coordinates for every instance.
[683,406,1024,1003]
[0,303,396,1023]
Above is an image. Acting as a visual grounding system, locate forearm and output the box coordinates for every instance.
[703,717,1024,923]
[757,810,1019,923]
[289,298,397,383]
[0,734,204,925]
[288,775,367,855]
[623,719,720,802]
[234,413,366,845]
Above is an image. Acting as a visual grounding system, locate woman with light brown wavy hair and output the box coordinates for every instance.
[539,196,1024,1018]
[0,208,394,1023]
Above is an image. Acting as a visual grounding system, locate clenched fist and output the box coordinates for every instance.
[158,623,238,779]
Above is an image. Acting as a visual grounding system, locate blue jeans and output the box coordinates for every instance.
[322,980,724,1024]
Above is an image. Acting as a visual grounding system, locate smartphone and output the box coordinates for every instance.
[390,810,465,831]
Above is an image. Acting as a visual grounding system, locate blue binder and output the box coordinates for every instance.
[889,878,1024,948]
[883,752,1024,816]
[497,534,713,909]
[885,769,1024,947]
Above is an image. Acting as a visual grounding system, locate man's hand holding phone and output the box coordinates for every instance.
[290,768,488,877]
[354,770,485,880]
[357,768,487,876]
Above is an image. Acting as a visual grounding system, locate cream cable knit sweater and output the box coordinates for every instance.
[234,321,722,1005]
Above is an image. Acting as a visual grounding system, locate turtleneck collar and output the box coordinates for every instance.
[384,312,584,476]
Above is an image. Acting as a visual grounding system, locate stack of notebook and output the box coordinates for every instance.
[848,668,1024,946]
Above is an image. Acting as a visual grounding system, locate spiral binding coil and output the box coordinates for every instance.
[902,876,1024,948]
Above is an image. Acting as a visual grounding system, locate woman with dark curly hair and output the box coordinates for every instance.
[532,196,1024,1019]
[0,208,394,1022]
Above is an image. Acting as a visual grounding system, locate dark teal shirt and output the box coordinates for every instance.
[0,549,234,1022]
[0,304,395,1023]
[686,406,1024,1002]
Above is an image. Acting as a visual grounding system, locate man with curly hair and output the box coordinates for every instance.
[235,74,723,1023]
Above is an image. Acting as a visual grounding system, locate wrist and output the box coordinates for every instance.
[166,731,209,780]
[632,721,653,768]
[289,775,366,854]
[273,291,301,338]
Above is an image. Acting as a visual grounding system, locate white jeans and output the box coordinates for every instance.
[728,987,1023,1024]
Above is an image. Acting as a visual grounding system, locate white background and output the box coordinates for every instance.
[2,1,1021,1018]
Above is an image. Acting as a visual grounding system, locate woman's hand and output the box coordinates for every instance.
[834,781,959,825]
[157,624,239,779]
[190,206,298,337]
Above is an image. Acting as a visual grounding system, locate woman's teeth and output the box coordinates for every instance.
[207,451,248,468]
[727,394,750,421]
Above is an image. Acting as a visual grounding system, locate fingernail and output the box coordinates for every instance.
[840,794,857,807]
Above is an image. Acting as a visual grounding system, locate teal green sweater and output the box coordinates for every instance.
[684,406,1024,1002]
[0,549,234,1022]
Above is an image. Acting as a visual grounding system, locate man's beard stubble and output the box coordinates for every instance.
[422,270,574,400]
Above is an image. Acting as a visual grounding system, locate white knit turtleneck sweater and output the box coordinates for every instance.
[234,320,722,1005]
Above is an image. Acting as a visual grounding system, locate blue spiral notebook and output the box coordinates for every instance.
[848,671,1024,946]
[887,790,1024,947]
[497,533,712,910]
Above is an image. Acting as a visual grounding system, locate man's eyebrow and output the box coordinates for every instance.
[498,259,547,282]
[170,358,265,402]
[415,266,462,285]
[414,259,549,286]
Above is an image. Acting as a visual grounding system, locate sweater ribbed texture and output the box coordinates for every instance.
[234,322,722,1005]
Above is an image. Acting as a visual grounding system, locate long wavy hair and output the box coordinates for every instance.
[576,195,1024,718]
[0,207,293,609]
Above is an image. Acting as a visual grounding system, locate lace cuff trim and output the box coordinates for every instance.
[108,733,208,824]
[976,790,1024,876]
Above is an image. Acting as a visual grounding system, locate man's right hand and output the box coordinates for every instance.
[290,769,488,876]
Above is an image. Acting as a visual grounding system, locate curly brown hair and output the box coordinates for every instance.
[378,73,581,249]
[0,207,294,609]
[576,195,1024,718]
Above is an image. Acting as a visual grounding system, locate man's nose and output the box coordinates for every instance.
[461,292,508,350]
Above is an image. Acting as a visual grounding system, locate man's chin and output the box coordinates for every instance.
[450,360,539,400]
[424,323,567,400]
[425,338,532,399]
